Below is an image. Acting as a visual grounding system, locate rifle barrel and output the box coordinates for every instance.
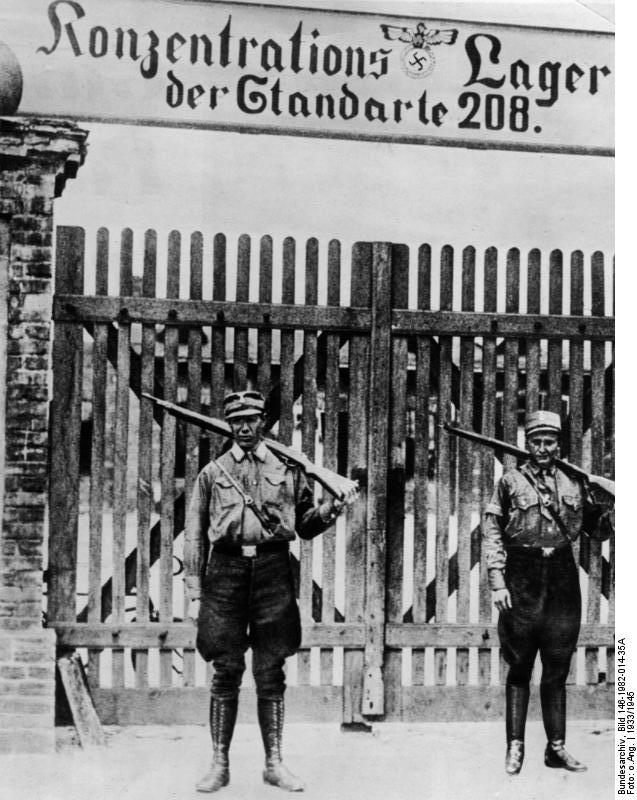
[443,422,615,497]
[142,393,356,499]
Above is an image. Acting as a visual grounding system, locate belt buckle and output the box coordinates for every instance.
[541,547,555,558]
[241,545,258,558]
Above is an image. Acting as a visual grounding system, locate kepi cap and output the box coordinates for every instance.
[224,390,265,421]
[525,410,561,436]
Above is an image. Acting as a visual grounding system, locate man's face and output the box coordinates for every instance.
[229,413,265,452]
[526,431,559,469]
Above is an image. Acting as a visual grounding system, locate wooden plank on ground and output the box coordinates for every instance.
[57,653,106,747]
[87,227,108,689]
[412,244,431,686]
[134,229,157,690]
[92,685,345,725]
[343,242,371,726]
[320,239,341,685]
[159,230,180,687]
[456,246,475,686]
[48,226,85,626]
[434,245,454,687]
[87,683,610,726]
[112,228,133,688]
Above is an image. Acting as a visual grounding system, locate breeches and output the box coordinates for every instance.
[498,547,581,688]
[196,550,302,700]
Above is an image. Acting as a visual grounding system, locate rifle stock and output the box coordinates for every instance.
[142,393,357,500]
[443,422,615,498]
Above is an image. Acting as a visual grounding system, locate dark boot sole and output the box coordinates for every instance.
[263,771,305,791]
[544,758,587,772]
[196,774,230,792]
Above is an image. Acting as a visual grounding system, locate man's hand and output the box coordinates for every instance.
[321,485,360,521]
[493,588,512,612]
[187,598,200,623]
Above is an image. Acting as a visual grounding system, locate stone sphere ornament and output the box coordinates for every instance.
[0,41,23,115]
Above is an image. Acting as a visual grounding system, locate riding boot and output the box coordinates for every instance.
[258,697,305,792]
[505,683,529,775]
[541,685,587,772]
[196,696,239,792]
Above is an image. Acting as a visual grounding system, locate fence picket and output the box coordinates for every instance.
[586,252,606,685]
[320,240,341,686]
[478,246,498,687]
[159,230,180,687]
[134,229,156,689]
[434,245,454,687]
[112,228,133,688]
[412,245,431,686]
[87,227,108,689]
[456,246,475,686]
[233,234,250,390]
[183,231,203,688]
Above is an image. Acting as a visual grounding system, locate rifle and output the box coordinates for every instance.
[142,393,358,501]
[443,422,615,498]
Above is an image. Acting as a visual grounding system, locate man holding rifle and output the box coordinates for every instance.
[183,389,358,793]
[481,410,613,777]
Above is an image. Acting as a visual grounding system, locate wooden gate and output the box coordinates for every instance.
[48,226,615,724]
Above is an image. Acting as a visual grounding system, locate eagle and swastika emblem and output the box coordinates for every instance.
[380,22,458,79]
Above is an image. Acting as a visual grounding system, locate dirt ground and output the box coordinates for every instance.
[1,720,614,800]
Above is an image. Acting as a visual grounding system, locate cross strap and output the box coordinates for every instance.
[214,458,276,539]
[519,464,572,541]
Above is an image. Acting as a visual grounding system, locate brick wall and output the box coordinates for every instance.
[0,118,88,752]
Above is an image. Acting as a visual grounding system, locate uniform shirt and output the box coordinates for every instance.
[482,462,601,591]
[184,441,333,599]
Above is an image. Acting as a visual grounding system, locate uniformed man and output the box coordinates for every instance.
[482,410,612,776]
[185,390,358,793]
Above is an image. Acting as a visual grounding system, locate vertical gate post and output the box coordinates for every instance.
[0,118,87,753]
[47,226,85,625]
[361,242,392,716]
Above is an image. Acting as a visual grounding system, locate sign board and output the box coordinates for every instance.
[1,0,614,155]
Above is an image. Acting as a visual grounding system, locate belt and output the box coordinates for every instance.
[506,543,570,559]
[212,540,289,558]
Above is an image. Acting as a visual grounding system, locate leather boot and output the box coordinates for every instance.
[196,697,238,793]
[505,683,529,775]
[541,684,586,772]
[258,697,305,792]
[544,740,587,772]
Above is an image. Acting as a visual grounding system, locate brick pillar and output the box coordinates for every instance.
[0,118,88,753]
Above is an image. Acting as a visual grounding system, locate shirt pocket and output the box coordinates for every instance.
[262,471,288,508]
[560,493,583,535]
[507,491,540,538]
[213,476,238,509]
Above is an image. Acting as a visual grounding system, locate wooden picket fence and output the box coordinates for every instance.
[47,226,614,724]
